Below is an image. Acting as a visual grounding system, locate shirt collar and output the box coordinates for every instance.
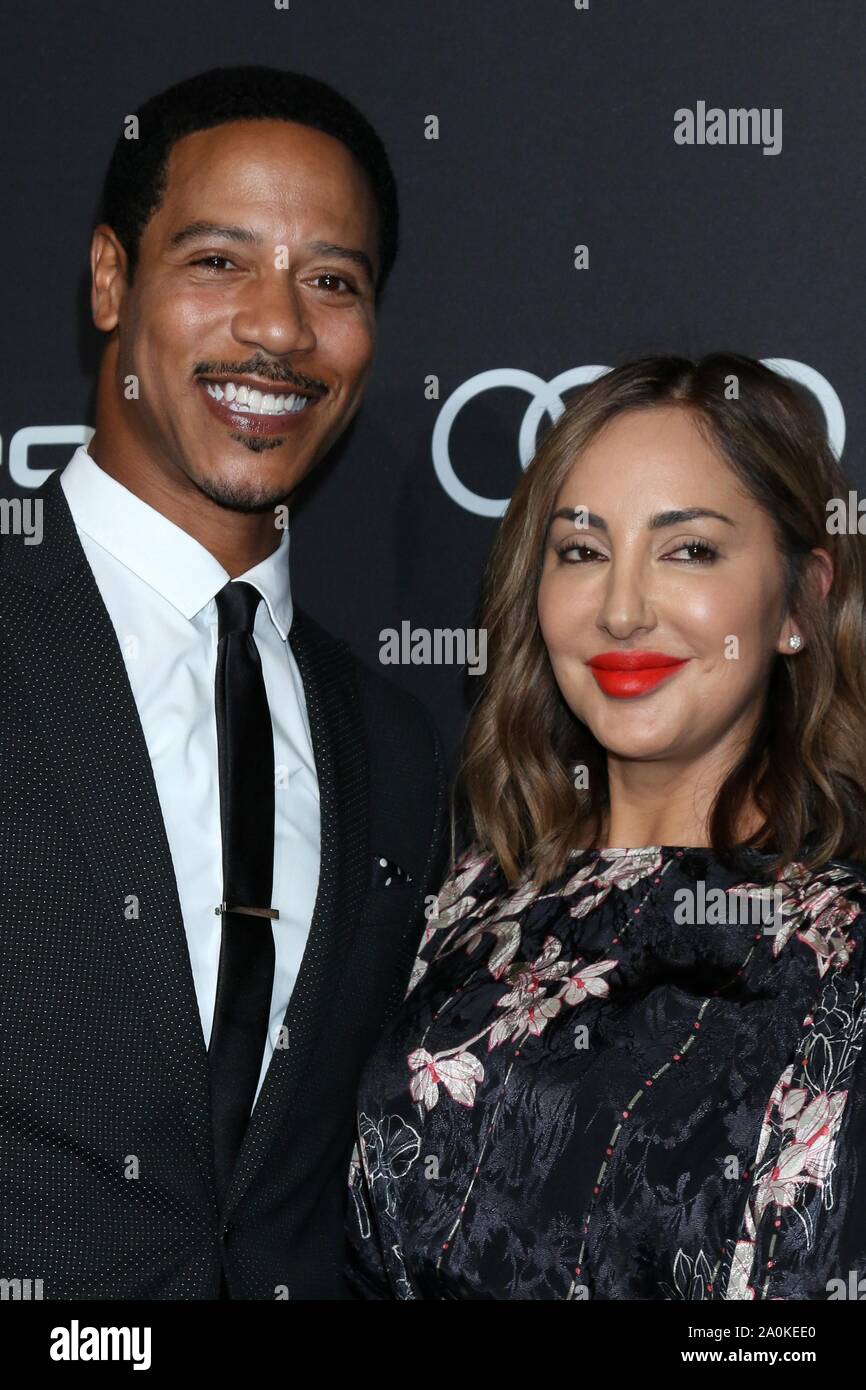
[58,445,293,638]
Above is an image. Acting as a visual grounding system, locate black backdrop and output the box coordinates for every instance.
[4,0,864,775]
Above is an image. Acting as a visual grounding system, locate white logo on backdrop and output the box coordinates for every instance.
[1,360,846,514]
[2,425,94,489]
[432,359,846,517]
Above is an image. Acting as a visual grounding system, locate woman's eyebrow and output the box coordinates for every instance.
[546,506,737,534]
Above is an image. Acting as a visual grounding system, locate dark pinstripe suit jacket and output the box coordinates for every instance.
[0,467,449,1300]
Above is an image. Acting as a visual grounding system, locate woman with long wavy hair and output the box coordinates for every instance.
[347,353,866,1300]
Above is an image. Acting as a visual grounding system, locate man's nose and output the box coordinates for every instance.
[232,275,316,356]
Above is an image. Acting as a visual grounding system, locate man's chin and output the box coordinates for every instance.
[193,467,299,515]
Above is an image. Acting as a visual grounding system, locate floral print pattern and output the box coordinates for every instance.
[347,844,866,1299]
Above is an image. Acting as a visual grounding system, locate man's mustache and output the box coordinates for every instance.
[193,362,328,396]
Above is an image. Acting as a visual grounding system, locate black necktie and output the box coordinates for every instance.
[208,580,277,1210]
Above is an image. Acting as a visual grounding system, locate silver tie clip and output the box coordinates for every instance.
[215,902,280,920]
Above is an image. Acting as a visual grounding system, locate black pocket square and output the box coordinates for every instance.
[370,854,413,888]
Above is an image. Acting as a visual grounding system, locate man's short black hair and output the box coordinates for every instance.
[98,64,398,294]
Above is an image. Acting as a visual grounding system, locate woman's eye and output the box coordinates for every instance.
[556,542,602,563]
[191,255,235,272]
[555,539,718,565]
[666,540,718,564]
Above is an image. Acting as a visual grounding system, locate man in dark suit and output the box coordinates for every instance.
[0,66,449,1299]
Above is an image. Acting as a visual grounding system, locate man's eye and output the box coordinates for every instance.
[311,273,357,294]
[191,255,235,272]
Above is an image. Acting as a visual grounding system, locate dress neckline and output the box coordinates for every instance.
[570,845,697,855]
[567,844,772,856]
[572,839,700,850]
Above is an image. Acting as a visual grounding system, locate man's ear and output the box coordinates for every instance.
[90,223,130,333]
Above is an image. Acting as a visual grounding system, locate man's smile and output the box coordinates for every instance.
[196,375,326,436]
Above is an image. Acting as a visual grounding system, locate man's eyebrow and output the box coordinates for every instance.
[547,506,737,534]
[168,224,376,284]
[305,240,375,285]
[169,221,262,249]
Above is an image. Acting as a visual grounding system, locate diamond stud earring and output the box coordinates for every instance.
[788,634,802,651]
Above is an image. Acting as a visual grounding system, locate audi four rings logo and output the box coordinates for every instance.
[432,359,846,517]
[0,360,845,514]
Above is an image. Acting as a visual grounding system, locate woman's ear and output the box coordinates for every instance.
[778,548,834,653]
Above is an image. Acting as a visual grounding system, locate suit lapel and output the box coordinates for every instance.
[220,605,370,1220]
[0,469,371,1224]
[0,471,216,1205]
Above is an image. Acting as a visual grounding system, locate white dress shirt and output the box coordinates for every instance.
[60,445,321,1108]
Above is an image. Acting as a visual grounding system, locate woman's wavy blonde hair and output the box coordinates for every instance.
[453,353,866,889]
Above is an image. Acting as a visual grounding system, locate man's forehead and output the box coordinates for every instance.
[159,127,378,231]
[167,119,366,183]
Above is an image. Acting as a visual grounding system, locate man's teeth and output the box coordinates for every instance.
[203,381,312,415]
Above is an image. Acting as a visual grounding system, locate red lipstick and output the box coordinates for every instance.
[587,651,689,699]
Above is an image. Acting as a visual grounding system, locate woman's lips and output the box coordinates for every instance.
[587,654,689,699]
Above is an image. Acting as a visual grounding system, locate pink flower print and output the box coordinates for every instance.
[407,852,496,992]
[561,847,664,897]
[725,1241,757,1300]
[597,847,665,889]
[487,936,572,1048]
[753,1089,848,1220]
[454,910,523,980]
[434,852,492,924]
[754,1145,815,1221]
[557,855,610,899]
[771,869,861,971]
[420,853,493,952]
[407,955,428,994]
[495,936,572,1008]
[485,921,524,979]
[455,877,543,978]
[722,1202,758,1300]
[559,959,618,1005]
[408,1047,485,1110]
[755,1063,794,1166]
[487,993,563,1049]
[795,917,857,977]
[791,1090,848,1179]
[566,848,665,923]
[778,1085,809,1129]
[500,935,571,995]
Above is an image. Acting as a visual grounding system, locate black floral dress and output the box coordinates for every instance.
[346,843,866,1299]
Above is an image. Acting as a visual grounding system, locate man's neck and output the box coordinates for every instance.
[87,433,284,578]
